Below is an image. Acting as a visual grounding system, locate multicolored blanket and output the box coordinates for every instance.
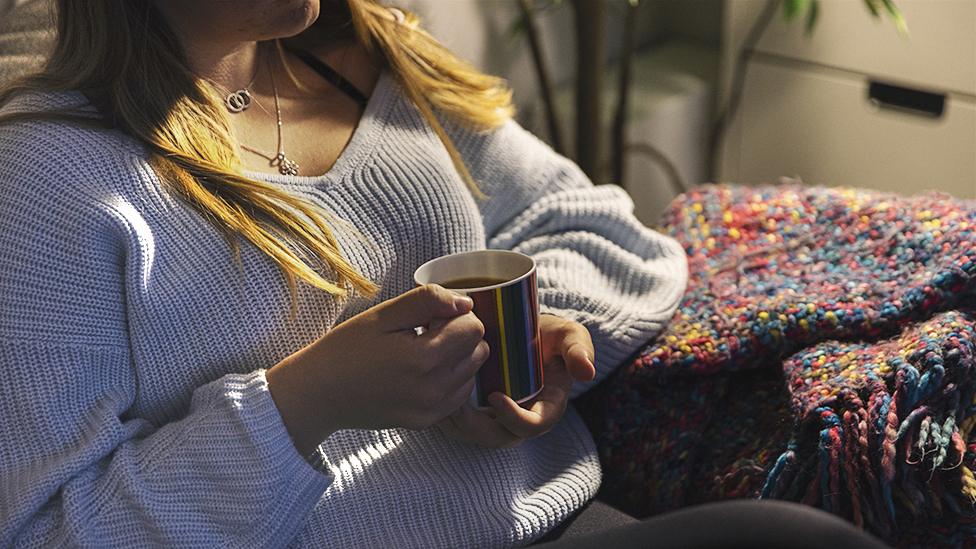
[576,184,976,547]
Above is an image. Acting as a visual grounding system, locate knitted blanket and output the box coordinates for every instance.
[576,184,976,547]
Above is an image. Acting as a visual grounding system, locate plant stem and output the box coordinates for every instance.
[708,0,779,179]
[626,142,686,196]
[573,0,606,181]
[517,0,565,155]
[612,0,639,186]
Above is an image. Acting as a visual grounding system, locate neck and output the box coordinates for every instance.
[182,40,263,92]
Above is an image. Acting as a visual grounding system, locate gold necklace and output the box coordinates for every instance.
[238,58,300,176]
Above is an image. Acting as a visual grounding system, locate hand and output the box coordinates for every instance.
[267,284,489,456]
[436,314,595,449]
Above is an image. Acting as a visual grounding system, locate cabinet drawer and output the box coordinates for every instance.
[754,0,975,95]
[735,59,976,198]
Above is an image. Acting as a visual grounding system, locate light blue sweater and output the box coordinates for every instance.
[0,72,688,548]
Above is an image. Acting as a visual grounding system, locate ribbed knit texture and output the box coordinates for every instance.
[0,72,687,548]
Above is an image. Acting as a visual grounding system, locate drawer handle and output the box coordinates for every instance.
[867,80,945,118]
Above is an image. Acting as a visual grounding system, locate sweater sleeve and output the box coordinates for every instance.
[452,119,689,398]
[0,126,332,547]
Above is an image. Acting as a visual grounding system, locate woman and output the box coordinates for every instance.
[0,1,890,548]
[0,0,686,546]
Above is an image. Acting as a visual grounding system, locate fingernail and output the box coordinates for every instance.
[454,295,474,312]
[576,349,593,366]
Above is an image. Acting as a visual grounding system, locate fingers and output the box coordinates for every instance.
[425,309,485,344]
[487,390,566,439]
[442,376,477,417]
[440,405,523,449]
[421,312,485,370]
[411,330,486,425]
[563,339,596,383]
[419,339,487,414]
[439,339,489,387]
[382,284,473,331]
[549,318,596,383]
[398,312,486,427]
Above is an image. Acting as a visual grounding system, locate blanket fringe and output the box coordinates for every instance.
[760,314,976,543]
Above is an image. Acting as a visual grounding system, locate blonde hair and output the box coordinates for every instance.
[0,0,513,315]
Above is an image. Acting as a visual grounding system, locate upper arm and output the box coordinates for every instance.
[0,120,131,347]
[0,119,333,549]
[448,118,592,239]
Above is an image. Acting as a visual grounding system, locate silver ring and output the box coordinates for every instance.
[413,325,426,336]
[225,89,252,113]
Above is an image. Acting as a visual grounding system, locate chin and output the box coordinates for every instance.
[275,0,321,38]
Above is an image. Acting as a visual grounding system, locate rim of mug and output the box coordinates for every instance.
[413,249,536,293]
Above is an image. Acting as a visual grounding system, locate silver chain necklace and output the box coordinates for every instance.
[221,55,260,113]
[237,57,300,176]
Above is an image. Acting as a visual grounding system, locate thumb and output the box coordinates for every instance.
[381,284,474,331]
[558,322,596,382]
[564,342,596,382]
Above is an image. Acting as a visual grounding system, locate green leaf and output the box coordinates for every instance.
[880,0,909,35]
[783,0,809,20]
[863,0,882,17]
[804,0,820,34]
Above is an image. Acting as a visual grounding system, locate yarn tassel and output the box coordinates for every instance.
[842,410,864,527]
[875,393,898,521]
[760,443,796,499]
[960,466,976,504]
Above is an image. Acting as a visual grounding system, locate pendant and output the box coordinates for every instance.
[274,152,300,176]
[225,89,252,113]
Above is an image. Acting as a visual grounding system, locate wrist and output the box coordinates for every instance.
[266,355,341,457]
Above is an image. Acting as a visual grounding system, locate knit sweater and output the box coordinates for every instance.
[0,72,688,548]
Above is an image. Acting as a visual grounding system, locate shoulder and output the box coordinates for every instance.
[0,90,150,200]
[0,93,139,345]
[447,116,553,168]
[0,90,158,259]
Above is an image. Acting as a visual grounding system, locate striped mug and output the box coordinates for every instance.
[414,250,544,409]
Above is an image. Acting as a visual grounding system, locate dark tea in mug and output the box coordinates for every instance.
[439,277,508,290]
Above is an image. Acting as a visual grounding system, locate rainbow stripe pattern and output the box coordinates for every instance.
[469,270,544,407]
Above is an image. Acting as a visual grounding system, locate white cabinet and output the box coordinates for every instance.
[754,0,975,96]
[719,0,976,199]
[737,59,975,198]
